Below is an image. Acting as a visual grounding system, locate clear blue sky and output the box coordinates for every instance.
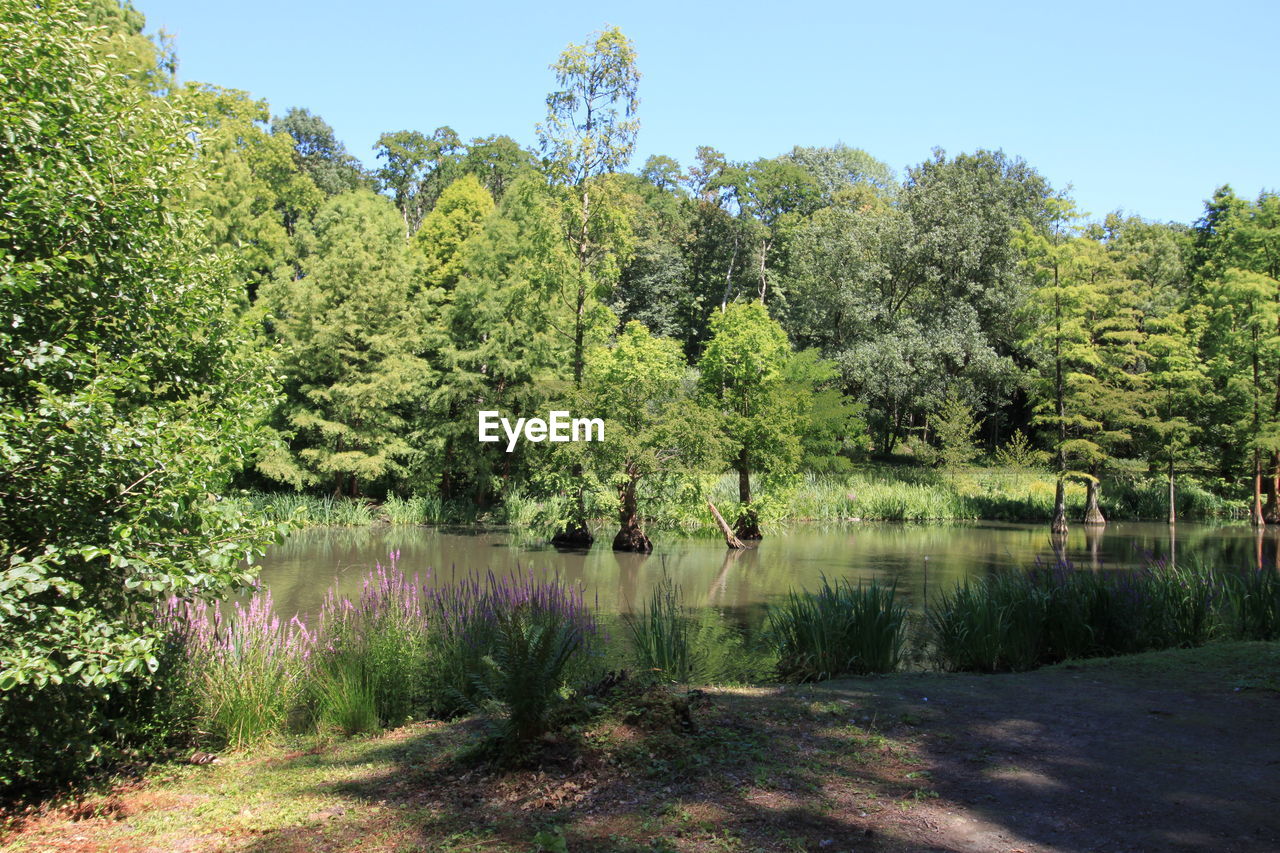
[139,0,1276,225]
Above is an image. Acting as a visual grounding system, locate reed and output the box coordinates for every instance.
[623,573,699,683]
[766,576,907,681]
[1222,567,1280,640]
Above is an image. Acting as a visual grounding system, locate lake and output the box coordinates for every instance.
[253,521,1280,623]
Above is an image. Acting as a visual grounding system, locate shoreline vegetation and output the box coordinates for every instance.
[6,642,1279,853]
[57,555,1280,766]
[234,464,1248,534]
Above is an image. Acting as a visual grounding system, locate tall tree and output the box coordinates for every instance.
[271,107,367,196]
[0,0,277,791]
[536,25,641,385]
[180,84,321,302]
[536,26,640,546]
[583,322,725,552]
[260,190,429,495]
[698,302,807,539]
[374,126,464,235]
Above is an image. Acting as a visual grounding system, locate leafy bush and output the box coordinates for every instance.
[767,577,906,681]
[0,0,279,794]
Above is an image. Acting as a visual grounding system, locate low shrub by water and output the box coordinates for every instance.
[767,576,906,681]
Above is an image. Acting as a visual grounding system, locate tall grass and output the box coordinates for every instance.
[623,573,699,683]
[160,589,312,749]
[766,577,907,681]
[926,561,1224,672]
[1223,567,1280,640]
[162,559,597,751]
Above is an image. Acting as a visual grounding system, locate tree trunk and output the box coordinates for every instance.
[1264,452,1280,523]
[1051,477,1068,535]
[612,478,651,553]
[708,500,746,549]
[1082,474,1106,526]
[1252,449,1266,527]
[734,458,762,541]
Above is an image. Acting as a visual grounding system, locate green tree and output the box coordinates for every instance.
[698,302,805,539]
[272,107,367,196]
[583,323,726,551]
[414,174,495,292]
[537,26,641,546]
[180,84,322,302]
[374,126,464,235]
[260,190,429,495]
[429,175,581,505]
[0,0,277,791]
[537,25,641,384]
[932,394,981,472]
[462,134,536,201]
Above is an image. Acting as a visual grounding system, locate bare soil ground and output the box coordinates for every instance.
[4,642,1278,853]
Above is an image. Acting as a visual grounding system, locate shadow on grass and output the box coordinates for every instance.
[233,644,1280,853]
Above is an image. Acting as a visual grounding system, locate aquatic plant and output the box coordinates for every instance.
[767,576,907,681]
[1222,566,1280,640]
[623,573,699,683]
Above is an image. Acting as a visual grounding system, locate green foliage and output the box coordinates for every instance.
[993,430,1050,468]
[767,577,906,681]
[1223,569,1280,641]
[927,564,1224,673]
[623,574,699,683]
[260,189,431,494]
[931,394,981,470]
[0,0,279,793]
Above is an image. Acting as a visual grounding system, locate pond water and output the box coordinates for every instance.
[254,521,1280,623]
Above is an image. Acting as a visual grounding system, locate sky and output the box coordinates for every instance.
[137,0,1278,225]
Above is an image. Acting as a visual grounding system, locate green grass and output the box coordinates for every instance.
[766,576,907,681]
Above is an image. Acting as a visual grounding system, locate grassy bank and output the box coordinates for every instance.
[7,642,1277,852]
[234,464,1247,535]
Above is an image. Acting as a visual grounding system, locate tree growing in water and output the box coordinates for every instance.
[698,302,804,540]
[537,26,641,546]
[583,322,726,552]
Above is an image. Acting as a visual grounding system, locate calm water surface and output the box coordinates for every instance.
[254,521,1280,622]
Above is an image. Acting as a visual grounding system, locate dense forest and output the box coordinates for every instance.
[1,0,1279,793]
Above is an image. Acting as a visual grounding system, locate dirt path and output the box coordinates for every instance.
[5,643,1278,853]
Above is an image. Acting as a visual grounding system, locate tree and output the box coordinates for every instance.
[932,394,981,472]
[414,174,495,292]
[583,323,725,552]
[260,190,430,495]
[428,175,581,505]
[271,107,367,196]
[180,84,321,302]
[537,25,641,384]
[537,26,641,546]
[462,134,536,201]
[0,0,277,791]
[698,302,806,539]
[1017,200,1103,534]
[374,126,464,234]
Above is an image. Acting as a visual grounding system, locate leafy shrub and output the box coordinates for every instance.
[767,577,906,681]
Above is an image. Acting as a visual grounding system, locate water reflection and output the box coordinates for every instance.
[251,521,1280,622]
